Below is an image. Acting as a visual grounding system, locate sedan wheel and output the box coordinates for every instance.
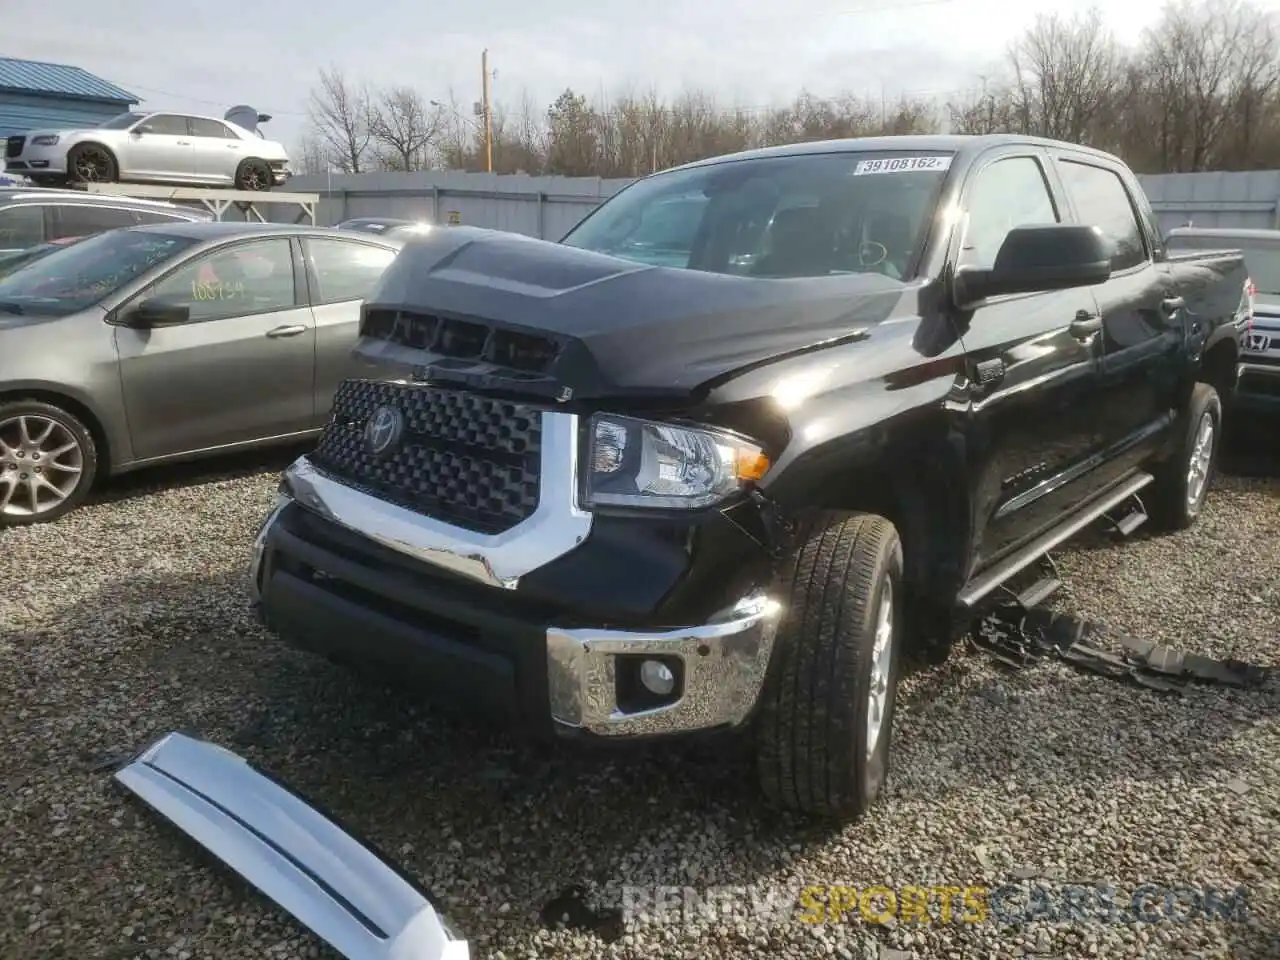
[0,402,98,525]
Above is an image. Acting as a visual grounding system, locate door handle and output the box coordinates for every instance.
[176,140,191,146]
[266,324,307,338]
[1161,296,1186,315]
[1069,312,1102,339]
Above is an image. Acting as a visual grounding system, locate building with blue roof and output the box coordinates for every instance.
[0,56,139,140]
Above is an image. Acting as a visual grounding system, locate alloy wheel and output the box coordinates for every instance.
[0,415,85,517]
[865,578,895,761]
[1185,410,1215,511]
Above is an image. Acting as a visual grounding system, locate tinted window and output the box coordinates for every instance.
[960,156,1059,269]
[190,118,234,138]
[1057,160,1147,271]
[138,115,189,136]
[1167,235,1280,296]
[0,205,43,249]
[148,238,296,321]
[0,230,196,316]
[561,151,955,279]
[306,238,397,304]
[49,204,139,240]
[97,112,146,130]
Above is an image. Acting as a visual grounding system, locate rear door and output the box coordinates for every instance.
[113,236,316,460]
[1051,153,1182,479]
[300,236,399,420]
[950,147,1111,568]
[187,117,240,185]
[122,114,195,181]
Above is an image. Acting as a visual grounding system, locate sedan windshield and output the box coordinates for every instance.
[0,230,198,316]
[97,112,147,130]
[560,150,954,279]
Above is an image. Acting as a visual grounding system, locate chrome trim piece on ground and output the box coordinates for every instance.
[114,732,470,960]
[281,411,592,589]
[546,591,783,736]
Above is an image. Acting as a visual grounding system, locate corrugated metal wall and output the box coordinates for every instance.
[278,170,636,239]
[276,169,1280,239]
[0,92,133,139]
[1139,171,1280,233]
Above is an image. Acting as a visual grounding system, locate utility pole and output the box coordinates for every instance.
[481,49,494,173]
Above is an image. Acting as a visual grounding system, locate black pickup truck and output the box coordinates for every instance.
[249,135,1248,821]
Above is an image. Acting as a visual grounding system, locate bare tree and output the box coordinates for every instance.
[292,134,328,175]
[307,67,375,174]
[370,87,444,171]
[1007,8,1124,142]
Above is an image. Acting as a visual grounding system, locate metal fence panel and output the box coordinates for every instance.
[272,169,1280,239]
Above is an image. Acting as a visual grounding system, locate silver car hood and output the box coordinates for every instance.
[115,731,470,960]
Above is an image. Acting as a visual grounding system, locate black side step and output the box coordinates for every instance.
[957,471,1155,609]
[1016,577,1063,609]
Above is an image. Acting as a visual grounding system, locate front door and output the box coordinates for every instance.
[950,149,1109,570]
[114,236,316,460]
[1053,155,1181,479]
[121,114,195,182]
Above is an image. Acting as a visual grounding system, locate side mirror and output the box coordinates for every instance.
[124,297,190,328]
[954,223,1112,309]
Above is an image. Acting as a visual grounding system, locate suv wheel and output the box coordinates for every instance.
[755,511,904,820]
[1148,381,1222,532]
[0,400,98,526]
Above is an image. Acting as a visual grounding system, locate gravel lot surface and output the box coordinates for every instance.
[2,429,1277,960]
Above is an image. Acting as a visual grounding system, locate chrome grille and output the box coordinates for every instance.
[310,379,543,535]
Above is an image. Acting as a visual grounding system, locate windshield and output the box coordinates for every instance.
[560,150,954,279]
[1167,233,1280,297]
[0,230,198,316]
[97,112,146,130]
[0,242,66,280]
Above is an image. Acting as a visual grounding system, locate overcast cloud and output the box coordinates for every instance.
[4,0,1263,148]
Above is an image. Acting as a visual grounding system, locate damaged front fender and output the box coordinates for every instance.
[113,731,470,960]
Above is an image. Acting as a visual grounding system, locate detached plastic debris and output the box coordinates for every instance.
[971,605,1275,693]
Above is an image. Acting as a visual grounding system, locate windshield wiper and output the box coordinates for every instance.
[0,300,25,315]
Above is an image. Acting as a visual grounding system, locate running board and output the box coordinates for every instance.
[114,732,470,960]
[957,472,1155,609]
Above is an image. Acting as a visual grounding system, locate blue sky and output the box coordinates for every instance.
[4,0,1242,150]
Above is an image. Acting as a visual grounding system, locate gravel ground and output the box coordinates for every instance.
[2,431,1278,960]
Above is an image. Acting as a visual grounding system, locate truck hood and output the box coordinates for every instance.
[356,226,909,400]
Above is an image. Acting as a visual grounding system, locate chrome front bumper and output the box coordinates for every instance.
[250,450,783,739]
[546,592,781,737]
[115,732,470,960]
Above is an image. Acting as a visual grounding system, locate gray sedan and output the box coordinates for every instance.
[0,221,403,525]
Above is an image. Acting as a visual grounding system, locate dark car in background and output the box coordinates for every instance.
[0,221,402,526]
[1166,226,1280,411]
[0,187,211,254]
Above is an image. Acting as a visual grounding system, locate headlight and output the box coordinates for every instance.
[584,413,769,510]
[31,135,59,146]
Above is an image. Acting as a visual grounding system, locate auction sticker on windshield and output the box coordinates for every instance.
[853,156,953,175]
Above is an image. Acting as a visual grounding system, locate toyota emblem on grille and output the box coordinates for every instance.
[364,405,405,456]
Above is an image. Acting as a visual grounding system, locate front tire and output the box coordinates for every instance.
[755,512,905,820]
[1148,381,1222,532]
[65,143,119,184]
[0,400,98,526]
[235,159,272,191]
